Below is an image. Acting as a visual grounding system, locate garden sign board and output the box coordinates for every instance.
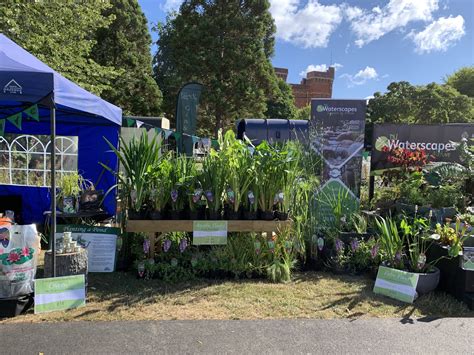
[193,221,227,245]
[34,274,85,314]
[371,123,474,171]
[310,99,366,221]
[373,266,419,303]
[56,225,119,272]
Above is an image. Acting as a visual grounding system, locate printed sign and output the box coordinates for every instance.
[371,123,474,171]
[34,274,85,314]
[193,221,227,245]
[310,99,366,220]
[373,266,419,303]
[56,225,118,272]
[462,247,474,271]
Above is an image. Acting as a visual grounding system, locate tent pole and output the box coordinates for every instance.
[50,98,57,278]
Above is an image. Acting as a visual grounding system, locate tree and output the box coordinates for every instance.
[368,81,473,125]
[265,78,296,119]
[92,0,162,116]
[294,105,311,120]
[445,66,474,97]
[154,0,278,137]
[0,1,119,96]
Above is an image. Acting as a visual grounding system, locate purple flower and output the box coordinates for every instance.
[335,239,344,253]
[179,238,188,253]
[192,189,203,203]
[227,188,235,204]
[395,251,402,263]
[143,239,150,254]
[350,239,359,252]
[163,239,171,253]
[317,237,324,251]
[370,244,379,259]
[205,191,214,202]
[171,189,178,203]
[248,191,255,205]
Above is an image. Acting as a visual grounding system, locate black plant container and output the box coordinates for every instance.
[276,211,288,221]
[149,210,162,220]
[207,209,222,220]
[225,209,241,220]
[0,293,34,318]
[339,232,371,244]
[260,210,274,221]
[170,210,182,220]
[128,210,144,220]
[243,210,257,220]
[189,206,206,220]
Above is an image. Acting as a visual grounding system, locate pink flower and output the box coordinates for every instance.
[21,247,30,257]
[7,252,20,263]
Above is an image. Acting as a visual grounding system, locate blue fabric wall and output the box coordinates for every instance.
[0,116,119,224]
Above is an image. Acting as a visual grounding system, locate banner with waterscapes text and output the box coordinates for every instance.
[310,99,366,222]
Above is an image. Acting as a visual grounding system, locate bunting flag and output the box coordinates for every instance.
[125,118,135,127]
[191,135,200,144]
[24,104,39,121]
[155,127,163,136]
[7,112,22,130]
[0,119,5,136]
[173,132,182,141]
[164,129,173,139]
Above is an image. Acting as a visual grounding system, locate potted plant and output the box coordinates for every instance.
[201,147,225,220]
[149,154,173,220]
[57,172,91,213]
[169,154,195,220]
[102,133,162,220]
[221,131,255,220]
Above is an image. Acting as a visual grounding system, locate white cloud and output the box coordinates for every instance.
[161,0,182,12]
[299,63,343,76]
[340,66,379,87]
[345,0,439,47]
[409,15,465,54]
[270,0,343,48]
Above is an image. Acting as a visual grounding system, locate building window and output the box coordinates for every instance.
[0,134,78,187]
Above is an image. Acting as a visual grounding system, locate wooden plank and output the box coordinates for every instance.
[126,220,292,233]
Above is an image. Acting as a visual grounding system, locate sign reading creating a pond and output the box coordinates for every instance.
[193,221,227,245]
[371,123,474,171]
[34,274,85,314]
[56,225,119,272]
[373,266,419,303]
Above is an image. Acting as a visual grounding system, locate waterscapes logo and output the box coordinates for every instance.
[316,104,357,114]
[375,136,456,153]
[3,79,22,95]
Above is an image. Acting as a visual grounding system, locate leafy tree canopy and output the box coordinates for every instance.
[0,1,119,96]
[92,0,162,116]
[368,81,473,125]
[265,78,296,120]
[154,0,280,137]
[445,66,474,98]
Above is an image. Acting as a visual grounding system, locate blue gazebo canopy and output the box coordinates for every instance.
[0,34,122,224]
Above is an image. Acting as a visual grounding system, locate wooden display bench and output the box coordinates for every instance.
[126,220,292,257]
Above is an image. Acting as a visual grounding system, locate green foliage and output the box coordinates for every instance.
[265,78,297,120]
[0,1,119,96]
[375,216,404,269]
[154,0,279,136]
[445,66,474,97]
[295,105,311,120]
[368,81,473,125]
[92,0,162,116]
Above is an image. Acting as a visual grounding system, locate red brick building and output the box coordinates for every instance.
[274,66,335,108]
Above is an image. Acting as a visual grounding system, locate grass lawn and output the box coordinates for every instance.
[1,251,473,323]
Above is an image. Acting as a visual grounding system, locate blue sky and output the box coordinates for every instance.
[139,0,473,99]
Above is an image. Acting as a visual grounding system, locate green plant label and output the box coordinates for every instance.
[193,221,228,245]
[34,275,85,314]
[373,266,419,303]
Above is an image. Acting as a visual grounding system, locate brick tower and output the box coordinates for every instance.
[274,66,335,108]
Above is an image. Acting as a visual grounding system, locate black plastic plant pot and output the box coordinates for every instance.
[260,210,274,221]
[243,210,257,220]
[339,232,371,244]
[207,210,222,220]
[128,210,142,220]
[170,210,182,220]
[149,210,162,220]
[276,211,288,221]
[416,266,440,295]
[0,293,34,318]
[225,209,241,220]
[189,208,206,220]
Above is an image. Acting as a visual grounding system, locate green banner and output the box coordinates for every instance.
[24,104,39,121]
[7,112,22,130]
[176,83,203,136]
[373,266,419,303]
[193,221,227,245]
[0,119,5,136]
[34,275,86,314]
